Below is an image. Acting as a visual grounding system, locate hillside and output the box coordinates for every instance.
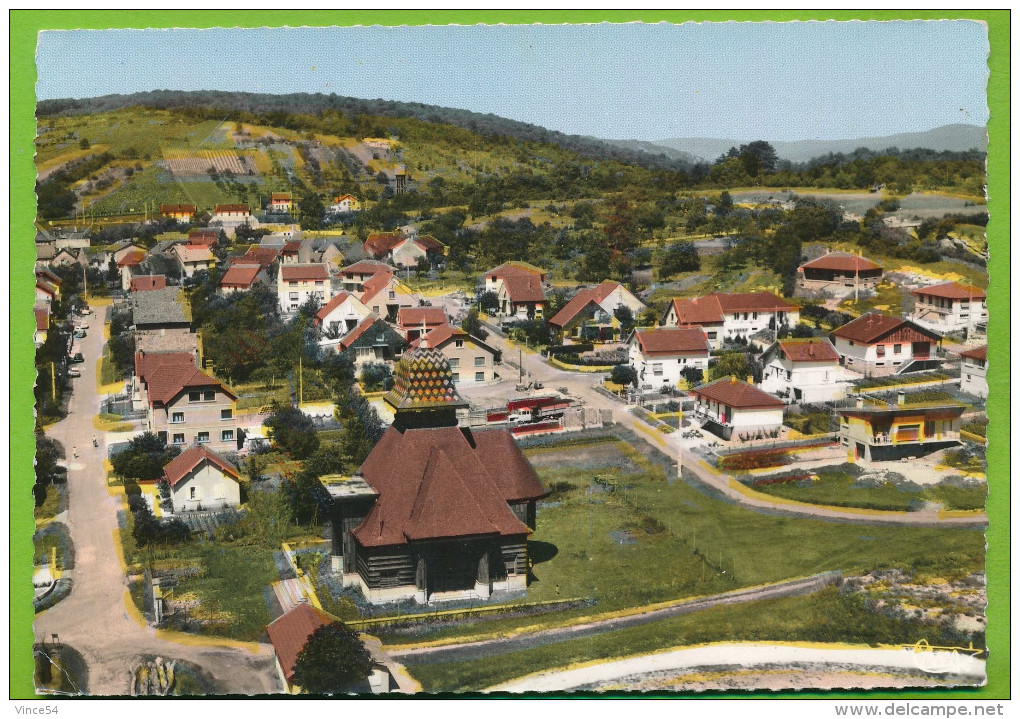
[611,124,987,164]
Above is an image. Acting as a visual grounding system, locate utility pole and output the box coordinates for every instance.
[298,355,303,407]
[51,362,56,403]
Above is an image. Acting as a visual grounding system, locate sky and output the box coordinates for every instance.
[35,21,989,142]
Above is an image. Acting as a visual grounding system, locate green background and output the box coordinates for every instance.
[9,9,1010,700]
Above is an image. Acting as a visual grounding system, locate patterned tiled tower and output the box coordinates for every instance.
[383,347,468,429]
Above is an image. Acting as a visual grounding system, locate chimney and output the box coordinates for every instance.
[897,391,906,406]
[856,396,865,409]
[730,375,737,384]
[746,375,754,384]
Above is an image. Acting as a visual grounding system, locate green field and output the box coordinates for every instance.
[751,466,986,512]
[405,586,980,693]
[375,438,984,648]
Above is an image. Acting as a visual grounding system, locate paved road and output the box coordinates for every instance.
[33,303,282,696]
[478,324,986,528]
[488,644,986,693]
[392,572,840,664]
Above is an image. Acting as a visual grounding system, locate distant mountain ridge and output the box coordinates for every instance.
[607,124,988,164]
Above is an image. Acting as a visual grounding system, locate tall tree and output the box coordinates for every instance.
[291,621,373,694]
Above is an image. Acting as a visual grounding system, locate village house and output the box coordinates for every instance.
[363,231,404,261]
[50,248,89,270]
[481,262,548,321]
[51,229,91,251]
[838,394,965,463]
[390,236,446,269]
[958,345,988,399]
[210,204,258,238]
[172,244,216,279]
[280,240,303,264]
[548,281,647,343]
[129,275,168,293]
[162,445,241,512]
[34,306,49,347]
[218,263,267,295]
[160,204,197,224]
[396,307,448,342]
[689,376,785,441]
[328,194,361,215]
[118,249,147,291]
[412,324,500,385]
[662,292,800,348]
[360,271,418,323]
[910,281,988,335]
[314,292,373,351]
[35,240,56,265]
[627,326,710,389]
[112,241,146,265]
[134,350,239,453]
[323,347,546,605]
[829,313,942,377]
[483,261,548,294]
[35,277,60,307]
[187,229,220,247]
[336,316,407,368]
[277,263,334,315]
[339,260,393,293]
[267,193,297,215]
[238,246,280,273]
[797,252,883,292]
[758,338,852,404]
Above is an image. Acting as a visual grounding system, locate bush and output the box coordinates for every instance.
[265,404,320,460]
[610,365,638,387]
[359,363,393,392]
[719,448,789,470]
[112,432,181,482]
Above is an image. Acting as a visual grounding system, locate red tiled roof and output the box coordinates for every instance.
[713,292,800,313]
[352,426,545,547]
[36,269,62,286]
[219,264,262,288]
[397,307,447,328]
[240,248,280,269]
[314,291,355,323]
[548,281,622,328]
[959,345,987,362]
[118,250,146,267]
[281,241,302,254]
[691,377,784,410]
[341,260,391,277]
[214,204,250,214]
[333,194,357,203]
[776,339,840,363]
[830,314,940,345]
[912,281,987,300]
[632,327,710,356]
[500,274,545,303]
[360,272,396,305]
[134,352,235,406]
[669,296,725,325]
[800,253,882,272]
[364,232,403,258]
[36,280,58,297]
[266,603,338,684]
[189,229,220,243]
[35,307,49,332]
[485,261,547,280]
[175,245,214,263]
[130,275,168,292]
[162,445,240,488]
[161,204,196,214]
[280,264,329,282]
[339,316,378,350]
[414,235,445,253]
[270,193,292,202]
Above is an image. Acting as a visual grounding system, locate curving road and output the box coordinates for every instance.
[479,322,987,529]
[33,303,282,696]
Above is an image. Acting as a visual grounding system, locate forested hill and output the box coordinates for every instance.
[36,90,690,172]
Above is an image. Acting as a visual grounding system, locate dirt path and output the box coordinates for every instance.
[391,572,839,664]
[33,303,282,696]
[488,644,986,693]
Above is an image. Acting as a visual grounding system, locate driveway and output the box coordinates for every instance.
[33,303,282,696]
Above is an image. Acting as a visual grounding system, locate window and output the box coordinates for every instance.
[475,372,485,382]
[786,370,792,380]
[289,281,297,287]
[707,332,717,340]
[221,430,234,442]
[455,339,464,348]
[171,412,185,424]
[893,344,902,354]
[448,358,460,368]
[197,432,210,444]
[204,390,215,401]
[388,291,396,299]
[474,356,485,366]
[190,487,196,500]
[743,313,749,320]
[289,292,299,300]
[157,431,167,443]
[221,409,232,420]
[848,340,855,346]
[173,433,185,445]
[452,372,460,382]
[188,391,201,402]
[652,363,663,376]
[752,312,758,320]
[315,281,323,287]
[876,345,885,357]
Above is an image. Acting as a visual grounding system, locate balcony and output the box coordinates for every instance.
[868,431,959,445]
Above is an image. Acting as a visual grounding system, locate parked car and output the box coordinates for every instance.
[73,329,87,339]
[71,353,85,364]
[78,307,93,316]
[68,368,82,378]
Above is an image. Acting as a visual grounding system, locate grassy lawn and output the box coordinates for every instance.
[751,466,986,512]
[236,384,290,411]
[100,347,122,385]
[33,522,72,570]
[839,280,908,316]
[405,586,977,693]
[375,438,984,647]
[34,485,62,524]
[882,258,988,289]
[402,271,477,295]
